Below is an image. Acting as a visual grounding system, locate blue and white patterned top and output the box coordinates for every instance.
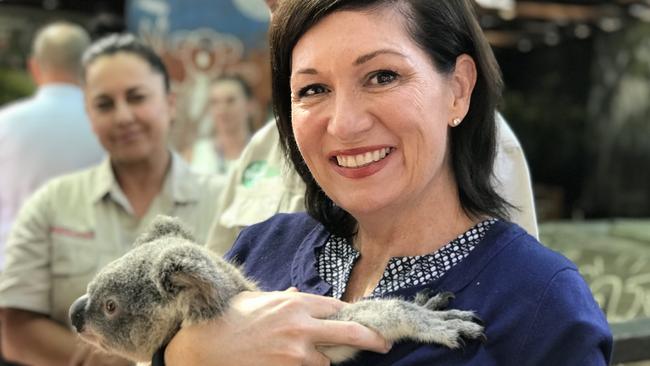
[317,219,497,299]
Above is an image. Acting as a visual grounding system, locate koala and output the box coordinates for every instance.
[69,215,485,364]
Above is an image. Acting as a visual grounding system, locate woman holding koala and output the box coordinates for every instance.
[0,35,222,366]
[159,1,612,365]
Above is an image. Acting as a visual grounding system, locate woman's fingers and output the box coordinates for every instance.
[235,290,345,319]
[314,319,391,354]
[251,290,390,353]
[303,349,331,366]
[166,290,389,366]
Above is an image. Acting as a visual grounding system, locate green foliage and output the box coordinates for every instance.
[0,67,35,106]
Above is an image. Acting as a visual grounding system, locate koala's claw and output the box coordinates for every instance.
[413,288,433,305]
[414,290,455,310]
[472,315,485,326]
[426,291,455,310]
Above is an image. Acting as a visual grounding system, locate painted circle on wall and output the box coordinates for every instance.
[232,0,270,22]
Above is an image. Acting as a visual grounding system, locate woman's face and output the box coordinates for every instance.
[208,80,251,135]
[84,52,174,164]
[290,8,472,217]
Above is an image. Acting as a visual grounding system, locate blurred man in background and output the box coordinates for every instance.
[0,21,104,365]
[0,21,104,270]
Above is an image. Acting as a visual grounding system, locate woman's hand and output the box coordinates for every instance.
[165,289,391,366]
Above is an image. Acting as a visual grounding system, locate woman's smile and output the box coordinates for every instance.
[330,146,395,179]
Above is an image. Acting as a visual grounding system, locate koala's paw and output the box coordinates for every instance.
[398,290,487,348]
[411,291,486,348]
[425,314,486,348]
[334,295,485,351]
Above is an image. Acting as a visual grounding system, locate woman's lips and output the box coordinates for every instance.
[330,147,394,179]
[114,130,142,144]
[334,147,393,168]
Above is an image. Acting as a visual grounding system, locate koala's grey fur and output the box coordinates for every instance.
[70,215,484,364]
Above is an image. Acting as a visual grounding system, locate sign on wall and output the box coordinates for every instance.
[127,0,272,150]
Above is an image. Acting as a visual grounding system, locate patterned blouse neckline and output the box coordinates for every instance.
[316,219,497,299]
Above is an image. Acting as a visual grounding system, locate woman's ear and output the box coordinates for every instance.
[450,54,477,122]
[83,90,100,135]
[166,91,177,117]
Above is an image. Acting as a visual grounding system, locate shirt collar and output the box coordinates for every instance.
[36,84,83,99]
[90,150,200,205]
[291,223,334,296]
[167,150,201,203]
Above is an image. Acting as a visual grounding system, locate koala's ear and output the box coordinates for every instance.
[152,245,224,314]
[134,215,196,247]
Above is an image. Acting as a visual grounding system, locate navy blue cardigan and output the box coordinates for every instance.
[154,213,612,365]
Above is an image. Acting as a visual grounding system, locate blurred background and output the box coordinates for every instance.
[0,0,649,363]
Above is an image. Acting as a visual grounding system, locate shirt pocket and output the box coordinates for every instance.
[219,178,285,229]
[50,228,98,325]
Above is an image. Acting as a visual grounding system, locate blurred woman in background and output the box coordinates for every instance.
[0,34,222,366]
[189,75,254,177]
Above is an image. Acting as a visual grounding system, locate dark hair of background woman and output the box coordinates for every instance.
[270,0,512,238]
[211,74,256,132]
[211,74,254,100]
[81,33,171,92]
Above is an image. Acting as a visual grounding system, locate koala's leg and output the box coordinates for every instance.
[320,294,484,363]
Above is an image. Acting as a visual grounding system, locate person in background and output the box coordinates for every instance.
[0,23,104,365]
[189,75,254,177]
[0,33,222,366]
[0,21,104,271]
[162,0,610,364]
[205,0,538,256]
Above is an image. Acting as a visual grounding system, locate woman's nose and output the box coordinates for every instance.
[327,92,373,141]
[114,100,134,125]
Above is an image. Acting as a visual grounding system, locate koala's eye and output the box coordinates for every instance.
[105,299,117,315]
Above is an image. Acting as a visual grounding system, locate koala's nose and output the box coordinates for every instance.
[69,294,88,333]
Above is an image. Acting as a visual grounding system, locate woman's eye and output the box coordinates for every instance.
[95,101,113,112]
[127,94,146,104]
[369,70,398,85]
[298,84,328,98]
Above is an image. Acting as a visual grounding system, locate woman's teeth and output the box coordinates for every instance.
[336,147,391,168]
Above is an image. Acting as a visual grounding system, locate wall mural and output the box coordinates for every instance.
[541,221,650,323]
[127,0,272,152]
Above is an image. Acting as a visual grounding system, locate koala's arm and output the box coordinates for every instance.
[1,308,81,366]
[320,293,484,364]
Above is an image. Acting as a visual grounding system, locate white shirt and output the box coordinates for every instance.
[0,84,105,270]
[494,113,538,238]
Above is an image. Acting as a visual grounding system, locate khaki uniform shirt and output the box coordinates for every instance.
[207,115,538,255]
[206,122,304,254]
[0,152,223,325]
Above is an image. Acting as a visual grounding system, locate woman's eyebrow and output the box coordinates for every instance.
[354,49,406,66]
[92,94,110,102]
[294,67,319,76]
[293,49,406,76]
